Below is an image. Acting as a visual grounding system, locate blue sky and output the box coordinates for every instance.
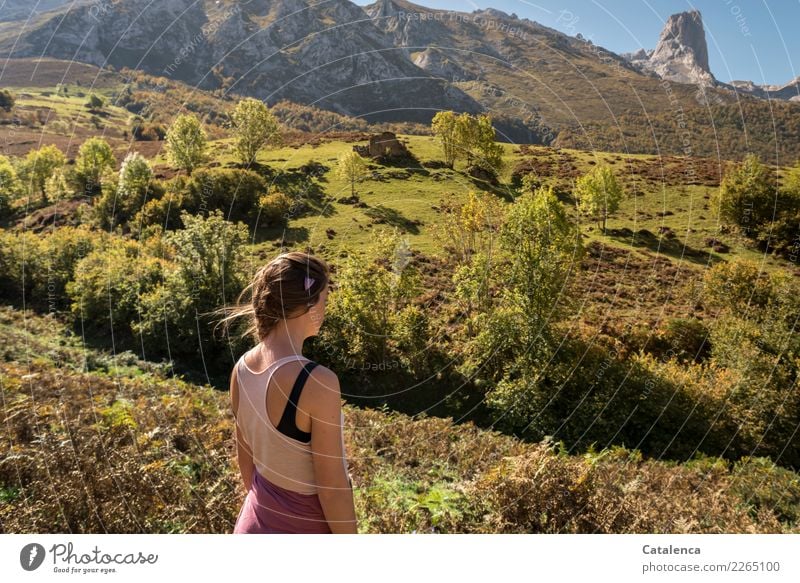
[353,0,800,86]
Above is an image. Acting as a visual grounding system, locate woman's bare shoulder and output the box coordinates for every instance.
[306,364,341,403]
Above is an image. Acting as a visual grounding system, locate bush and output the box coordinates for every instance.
[85,94,105,110]
[133,210,250,367]
[75,137,116,195]
[317,228,427,375]
[712,154,791,236]
[132,168,266,230]
[93,152,161,230]
[0,89,14,111]
[67,238,167,339]
[256,190,292,226]
[0,226,104,310]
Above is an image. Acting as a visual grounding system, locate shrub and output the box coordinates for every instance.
[0,89,14,111]
[713,154,779,235]
[317,228,427,375]
[85,94,105,111]
[165,113,208,175]
[0,226,104,310]
[17,145,66,202]
[134,210,249,367]
[75,137,116,195]
[67,238,167,339]
[256,190,292,226]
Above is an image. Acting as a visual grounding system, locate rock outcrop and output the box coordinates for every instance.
[648,10,714,86]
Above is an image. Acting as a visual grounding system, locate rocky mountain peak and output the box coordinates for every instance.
[646,10,715,86]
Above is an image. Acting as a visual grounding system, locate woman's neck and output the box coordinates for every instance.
[260,322,308,359]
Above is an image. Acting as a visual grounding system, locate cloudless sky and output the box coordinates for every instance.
[352,0,800,86]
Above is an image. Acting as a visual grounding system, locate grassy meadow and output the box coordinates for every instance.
[1,70,800,534]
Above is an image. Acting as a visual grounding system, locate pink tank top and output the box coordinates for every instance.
[235,350,349,495]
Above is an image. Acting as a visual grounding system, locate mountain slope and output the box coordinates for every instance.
[0,0,482,125]
[0,0,798,159]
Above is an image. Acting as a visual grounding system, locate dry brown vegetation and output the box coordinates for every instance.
[1,307,797,534]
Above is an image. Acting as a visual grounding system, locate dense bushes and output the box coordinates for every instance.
[713,155,800,257]
[316,228,431,377]
[0,210,250,375]
[131,210,250,367]
[66,238,167,336]
[0,226,105,310]
[131,168,271,232]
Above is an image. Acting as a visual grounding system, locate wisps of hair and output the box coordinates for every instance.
[210,251,329,342]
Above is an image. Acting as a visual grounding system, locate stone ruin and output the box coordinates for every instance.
[352,131,410,160]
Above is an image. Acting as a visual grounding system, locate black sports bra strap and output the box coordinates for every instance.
[277,361,318,442]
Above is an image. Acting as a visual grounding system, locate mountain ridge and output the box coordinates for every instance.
[0,0,798,158]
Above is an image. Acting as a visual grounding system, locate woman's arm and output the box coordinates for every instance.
[230,366,254,493]
[308,368,358,534]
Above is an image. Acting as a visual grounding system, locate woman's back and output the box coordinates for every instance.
[235,347,349,495]
[226,251,357,533]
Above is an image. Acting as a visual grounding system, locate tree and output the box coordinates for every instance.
[471,114,505,176]
[165,113,208,175]
[85,93,105,111]
[134,210,249,361]
[336,150,369,197]
[231,97,282,166]
[44,168,71,202]
[431,110,459,168]
[0,155,20,217]
[75,137,115,194]
[18,145,66,202]
[575,164,624,233]
[118,152,153,198]
[89,152,148,230]
[432,189,505,264]
[115,151,154,219]
[0,89,14,111]
[713,153,776,235]
[500,185,583,328]
[479,185,583,424]
[453,112,504,177]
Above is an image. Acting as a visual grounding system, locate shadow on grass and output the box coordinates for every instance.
[252,223,311,245]
[605,227,724,266]
[375,153,430,177]
[363,204,421,234]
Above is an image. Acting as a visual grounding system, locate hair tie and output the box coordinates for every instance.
[304,276,315,292]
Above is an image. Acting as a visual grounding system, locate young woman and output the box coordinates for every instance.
[222,251,357,534]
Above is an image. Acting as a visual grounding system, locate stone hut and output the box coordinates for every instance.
[353,131,409,159]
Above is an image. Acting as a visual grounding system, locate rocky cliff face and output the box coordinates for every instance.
[0,0,483,124]
[626,10,715,87]
[622,9,798,101]
[730,78,800,102]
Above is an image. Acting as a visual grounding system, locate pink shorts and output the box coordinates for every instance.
[233,470,332,534]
